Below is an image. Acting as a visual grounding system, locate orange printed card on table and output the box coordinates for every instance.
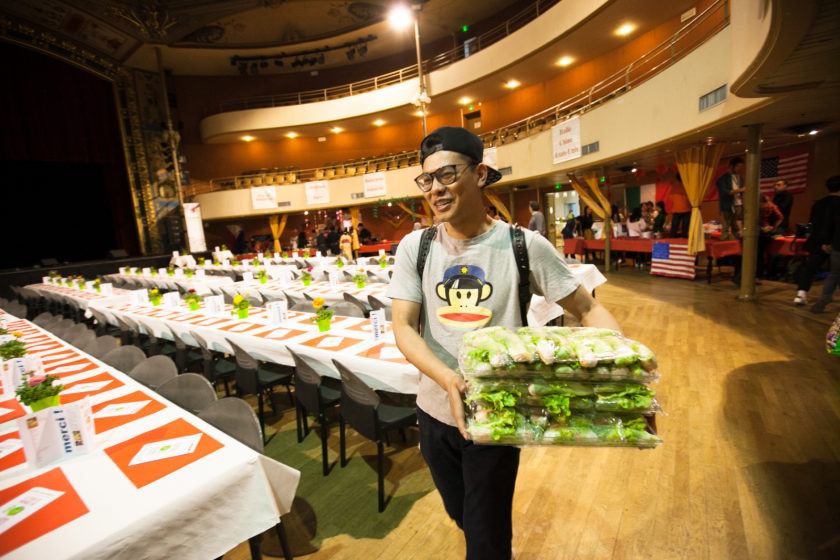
[299,334,365,353]
[61,372,124,403]
[250,327,307,341]
[0,430,26,473]
[44,357,100,379]
[0,467,90,556]
[104,417,224,489]
[217,322,270,335]
[355,343,409,365]
[91,390,167,433]
[0,398,26,424]
[344,321,391,334]
[40,350,82,365]
[295,315,352,328]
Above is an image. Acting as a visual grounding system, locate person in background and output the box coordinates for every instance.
[772,178,793,235]
[716,157,745,240]
[797,176,840,306]
[290,228,299,250]
[340,228,354,262]
[487,206,501,220]
[327,225,341,255]
[653,201,668,235]
[641,201,654,228]
[811,182,840,314]
[297,226,307,251]
[626,207,647,237]
[669,173,692,239]
[316,228,329,255]
[528,201,546,237]
[357,222,372,244]
[756,194,784,280]
[579,206,594,239]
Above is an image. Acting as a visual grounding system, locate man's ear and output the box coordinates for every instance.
[436,282,447,301]
[475,162,488,188]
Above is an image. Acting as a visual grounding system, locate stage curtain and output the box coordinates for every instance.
[269,214,287,253]
[350,207,360,250]
[583,172,613,239]
[484,191,512,222]
[569,176,607,224]
[676,143,724,255]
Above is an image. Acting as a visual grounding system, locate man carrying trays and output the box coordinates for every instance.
[389,127,622,560]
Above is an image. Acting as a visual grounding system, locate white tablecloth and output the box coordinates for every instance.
[27,283,132,310]
[88,300,419,394]
[225,279,391,307]
[105,273,233,296]
[0,318,300,560]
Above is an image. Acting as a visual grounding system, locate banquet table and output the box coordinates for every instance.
[0,317,300,560]
[357,241,398,255]
[88,299,420,394]
[26,283,132,309]
[225,279,392,307]
[104,273,233,295]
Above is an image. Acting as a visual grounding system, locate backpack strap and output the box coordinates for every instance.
[416,225,438,281]
[509,224,531,326]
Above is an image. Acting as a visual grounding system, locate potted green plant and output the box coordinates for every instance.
[135,268,142,275]
[335,256,344,269]
[379,256,388,268]
[214,260,221,266]
[184,289,203,311]
[197,257,206,266]
[16,374,64,412]
[221,244,229,251]
[256,269,268,284]
[48,270,59,279]
[184,268,195,279]
[300,267,313,286]
[0,335,27,361]
[231,259,241,267]
[310,298,333,332]
[75,276,86,289]
[352,272,367,289]
[303,250,310,258]
[149,288,162,306]
[167,267,175,277]
[94,278,101,293]
[231,294,250,319]
[281,252,289,259]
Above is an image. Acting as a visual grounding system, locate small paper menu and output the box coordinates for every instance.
[16,396,96,469]
[100,283,113,295]
[93,400,151,418]
[242,272,254,284]
[379,249,386,257]
[317,337,343,348]
[142,267,151,276]
[204,295,224,317]
[369,309,386,341]
[328,271,340,287]
[163,292,181,310]
[196,269,206,279]
[85,281,96,291]
[266,301,288,325]
[0,487,65,535]
[379,346,405,360]
[174,268,184,278]
[129,433,202,466]
[158,268,167,276]
[274,253,280,259]
[292,252,298,258]
[173,251,180,257]
[130,289,149,306]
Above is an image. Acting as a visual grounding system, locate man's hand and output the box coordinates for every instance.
[443,372,469,440]
[761,225,774,233]
[823,244,833,254]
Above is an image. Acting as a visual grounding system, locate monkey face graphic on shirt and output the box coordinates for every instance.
[435,265,493,328]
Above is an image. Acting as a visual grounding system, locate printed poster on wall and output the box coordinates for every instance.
[305,181,330,205]
[183,203,207,253]
[363,172,387,199]
[483,147,498,169]
[552,117,581,164]
[251,186,277,210]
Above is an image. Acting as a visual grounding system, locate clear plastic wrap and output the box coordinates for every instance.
[460,326,659,382]
[465,407,662,448]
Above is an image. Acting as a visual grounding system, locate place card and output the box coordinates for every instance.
[205,295,224,317]
[369,309,386,341]
[328,271,340,287]
[215,246,220,253]
[42,276,51,285]
[266,301,288,325]
[242,272,254,284]
[16,397,96,469]
[317,337,343,348]
[173,251,180,257]
[142,267,151,276]
[85,281,96,291]
[174,268,184,278]
[130,289,149,306]
[222,259,230,266]
[379,249,386,257]
[163,292,181,310]
[292,252,298,258]
[196,269,206,279]
[0,487,65,535]
[119,267,127,275]
[100,283,113,295]
[158,268,167,276]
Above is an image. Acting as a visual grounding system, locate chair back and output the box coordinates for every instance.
[156,373,217,415]
[287,347,324,414]
[198,398,264,454]
[225,339,259,396]
[303,292,314,302]
[89,308,111,335]
[333,359,380,442]
[330,302,364,318]
[290,302,317,313]
[101,345,147,373]
[115,316,133,346]
[138,320,161,345]
[83,335,119,359]
[47,318,75,334]
[283,292,301,307]
[43,315,64,329]
[60,323,88,341]
[188,330,217,380]
[67,329,96,349]
[368,258,379,265]
[33,312,54,326]
[128,355,178,390]
[5,303,27,318]
[367,296,389,311]
[342,293,368,316]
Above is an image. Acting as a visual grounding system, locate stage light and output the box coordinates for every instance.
[332,127,342,133]
[631,168,637,173]
[389,5,413,29]
[242,136,255,142]
[810,130,818,135]
[374,120,385,126]
[318,53,325,65]
[388,202,392,207]
[287,132,297,138]
[558,57,573,66]
[346,48,356,60]
[304,211,308,215]
[260,60,268,68]
[459,97,471,105]
[555,184,560,189]
[359,43,368,57]
[505,80,520,88]
[617,24,634,36]
[274,59,284,67]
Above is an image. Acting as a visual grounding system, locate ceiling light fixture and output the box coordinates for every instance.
[506,80,520,88]
[558,57,573,66]
[415,110,424,117]
[249,63,259,75]
[287,132,297,138]
[388,202,392,207]
[242,136,254,142]
[274,59,284,67]
[389,4,413,29]
[359,43,368,57]
[332,127,342,133]
[318,53,325,65]
[346,48,356,61]
[617,24,634,36]
[631,168,637,172]
[304,211,309,215]
[809,130,818,135]
[459,97,471,105]
[374,120,385,126]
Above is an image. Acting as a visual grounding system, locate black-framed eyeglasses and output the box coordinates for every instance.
[414,163,476,192]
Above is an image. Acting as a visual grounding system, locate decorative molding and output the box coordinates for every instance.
[105,3,179,41]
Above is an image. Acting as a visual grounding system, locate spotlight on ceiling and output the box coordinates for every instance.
[359,43,368,57]
[292,58,300,68]
[346,48,356,61]
[558,57,573,66]
[274,59,284,67]
[309,56,318,65]
[238,63,248,75]
[318,53,325,65]
[259,60,268,68]
[242,136,255,142]
[389,4,413,29]
[459,97,471,105]
[505,80,520,88]
[332,127,342,133]
[617,24,634,36]
[809,130,819,135]
[374,120,385,126]
[250,63,259,75]
[287,132,297,138]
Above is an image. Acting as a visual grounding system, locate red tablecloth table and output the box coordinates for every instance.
[357,241,399,254]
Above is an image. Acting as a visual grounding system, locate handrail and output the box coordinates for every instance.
[187,0,728,199]
[205,0,562,116]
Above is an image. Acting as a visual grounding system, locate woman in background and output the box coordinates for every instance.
[579,206,594,239]
[652,201,668,236]
[627,207,648,268]
[340,228,353,262]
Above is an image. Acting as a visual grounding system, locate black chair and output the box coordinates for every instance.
[156,373,217,415]
[138,321,177,359]
[225,339,294,444]
[332,359,417,513]
[189,331,236,396]
[197,398,293,560]
[47,318,75,337]
[32,312,54,327]
[282,292,301,307]
[89,308,121,337]
[288,348,341,477]
[342,293,369,317]
[167,327,204,373]
[128,355,178,390]
[66,329,96,349]
[289,302,316,313]
[60,323,88,342]
[119,316,151,353]
[329,302,364,318]
[100,345,147,373]
[82,335,119,359]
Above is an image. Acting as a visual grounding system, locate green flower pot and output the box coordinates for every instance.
[168,272,174,277]
[380,263,387,268]
[237,309,249,319]
[302,278,311,286]
[356,281,365,289]
[337,263,344,269]
[30,395,60,412]
[151,298,162,306]
[317,318,331,332]
[189,302,200,311]
[186,272,194,279]
[95,287,101,293]
[260,278,267,284]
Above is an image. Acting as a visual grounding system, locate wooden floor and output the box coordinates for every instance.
[223,267,840,560]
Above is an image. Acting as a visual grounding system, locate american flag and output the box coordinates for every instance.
[759,152,808,194]
[651,242,695,280]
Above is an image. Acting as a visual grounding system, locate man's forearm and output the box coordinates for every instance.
[580,300,622,333]
[393,323,457,389]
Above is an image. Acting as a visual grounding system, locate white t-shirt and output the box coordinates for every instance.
[626,219,648,237]
[732,174,743,207]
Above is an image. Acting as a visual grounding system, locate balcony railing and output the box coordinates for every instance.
[187,0,729,199]
[205,0,562,116]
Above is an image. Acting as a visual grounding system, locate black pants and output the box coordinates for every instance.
[418,407,520,560]
[797,253,829,292]
[757,232,774,279]
[671,212,691,238]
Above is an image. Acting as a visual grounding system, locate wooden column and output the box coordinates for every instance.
[738,123,762,302]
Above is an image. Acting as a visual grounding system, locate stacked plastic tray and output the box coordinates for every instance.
[459,326,663,448]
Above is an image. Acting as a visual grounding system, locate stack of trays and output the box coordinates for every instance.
[459,326,663,448]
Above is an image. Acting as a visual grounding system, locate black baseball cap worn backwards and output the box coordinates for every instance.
[420,126,502,187]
